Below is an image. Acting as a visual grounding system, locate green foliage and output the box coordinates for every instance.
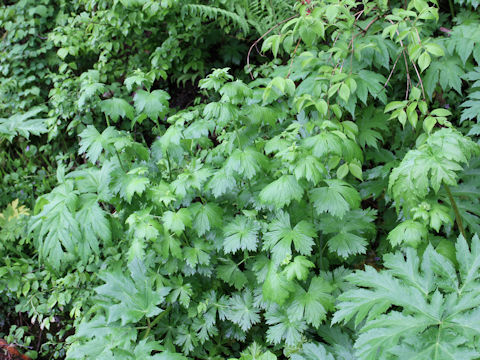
[2,0,480,358]
[461,67,480,123]
[0,107,48,142]
[334,234,480,359]
[66,258,179,359]
[389,128,479,213]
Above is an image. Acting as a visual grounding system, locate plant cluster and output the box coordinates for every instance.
[1,0,480,359]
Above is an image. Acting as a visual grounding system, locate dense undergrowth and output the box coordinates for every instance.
[1,0,480,359]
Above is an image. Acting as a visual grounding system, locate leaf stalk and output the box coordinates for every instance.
[444,183,466,239]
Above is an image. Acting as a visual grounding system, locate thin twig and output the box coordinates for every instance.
[327,33,341,64]
[411,59,426,100]
[247,15,299,79]
[387,19,412,99]
[362,15,380,34]
[254,43,266,57]
[377,52,402,94]
[348,11,365,73]
[286,38,302,79]
[413,27,426,100]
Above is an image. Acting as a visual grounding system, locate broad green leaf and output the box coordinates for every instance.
[79,126,121,164]
[259,175,304,209]
[263,212,316,264]
[162,209,192,234]
[223,216,260,254]
[288,277,334,328]
[263,262,294,305]
[100,98,135,122]
[387,220,427,247]
[0,107,48,142]
[95,258,170,325]
[284,256,314,281]
[134,89,170,121]
[310,180,361,218]
[225,291,260,331]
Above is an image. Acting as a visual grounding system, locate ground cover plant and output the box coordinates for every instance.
[1,0,480,359]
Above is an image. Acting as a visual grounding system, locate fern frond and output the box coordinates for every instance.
[245,0,297,35]
[461,67,480,123]
[182,4,250,35]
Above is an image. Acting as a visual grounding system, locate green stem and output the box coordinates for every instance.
[448,0,455,18]
[143,308,170,340]
[115,149,126,172]
[143,317,151,340]
[165,150,172,181]
[444,183,466,239]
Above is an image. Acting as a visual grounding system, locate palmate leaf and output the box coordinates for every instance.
[207,168,237,198]
[162,208,192,235]
[303,131,343,158]
[30,164,116,269]
[112,168,150,203]
[225,147,268,180]
[225,291,261,331]
[67,317,186,360]
[190,202,223,236]
[318,209,376,258]
[79,126,122,164]
[287,277,334,328]
[101,98,135,123]
[293,155,327,185]
[157,229,182,259]
[263,261,294,305]
[283,256,314,281]
[223,216,260,254]
[0,106,48,142]
[68,160,115,202]
[126,209,161,260]
[423,56,465,99]
[167,277,193,308]
[446,23,480,65]
[134,89,170,122]
[334,234,480,360]
[203,102,239,128]
[171,164,212,199]
[95,258,171,325]
[259,175,304,209]
[357,106,388,149]
[263,212,316,264]
[389,128,479,214]
[66,316,138,359]
[184,239,211,268]
[387,220,427,248]
[265,307,307,346]
[310,180,361,218]
[30,181,81,269]
[76,193,112,259]
[217,259,248,290]
[77,74,106,107]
